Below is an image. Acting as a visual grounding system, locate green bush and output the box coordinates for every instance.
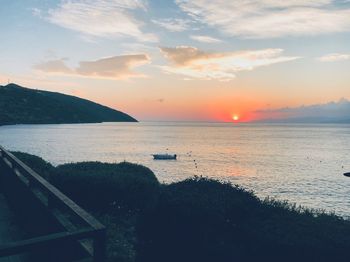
[52,161,160,214]
[98,214,137,262]
[137,177,260,262]
[12,151,54,180]
[136,177,350,262]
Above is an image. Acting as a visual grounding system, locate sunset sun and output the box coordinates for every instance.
[232,115,239,122]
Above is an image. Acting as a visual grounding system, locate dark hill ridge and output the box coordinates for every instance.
[0,83,137,125]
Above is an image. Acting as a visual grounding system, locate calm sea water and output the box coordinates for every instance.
[1,122,350,217]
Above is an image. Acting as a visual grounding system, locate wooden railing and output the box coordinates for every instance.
[0,146,106,261]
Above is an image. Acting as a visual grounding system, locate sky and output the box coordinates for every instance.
[1,0,350,122]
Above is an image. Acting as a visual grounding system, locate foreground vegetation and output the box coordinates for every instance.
[13,152,350,262]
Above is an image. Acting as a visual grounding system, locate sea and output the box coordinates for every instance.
[1,122,350,217]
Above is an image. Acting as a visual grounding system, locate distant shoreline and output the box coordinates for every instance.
[0,121,139,127]
[2,121,350,128]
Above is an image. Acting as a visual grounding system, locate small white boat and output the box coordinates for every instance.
[152,154,177,160]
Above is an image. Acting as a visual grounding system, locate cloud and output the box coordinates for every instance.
[317,53,350,62]
[176,0,350,38]
[35,54,151,80]
[159,46,300,81]
[152,18,191,32]
[31,7,42,18]
[34,59,73,74]
[47,0,157,42]
[190,35,222,43]
[254,98,350,122]
[160,46,215,66]
[76,55,150,78]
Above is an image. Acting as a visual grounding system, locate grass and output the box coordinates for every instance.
[12,152,350,262]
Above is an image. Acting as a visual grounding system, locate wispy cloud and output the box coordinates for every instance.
[35,59,73,74]
[152,18,191,32]
[254,98,350,122]
[317,53,350,62]
[190,35,222,43]
[47,0,157,42]
[176,0,350,38]
[31,7,42,18]
[159,46,300,81]
[35,54,151,80]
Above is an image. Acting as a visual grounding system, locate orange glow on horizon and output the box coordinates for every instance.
[105,89,290,122]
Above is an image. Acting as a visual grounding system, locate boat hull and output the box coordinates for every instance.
[152,154,177,160]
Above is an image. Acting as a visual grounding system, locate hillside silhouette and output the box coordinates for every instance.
[0,83,137,125]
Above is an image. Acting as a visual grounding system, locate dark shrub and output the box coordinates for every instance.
[249,199,350,261]
[12,151,54,180]
[137,177,261,262]
[52,161,160,214]
[98,214,137,262]
[137,177,350,262]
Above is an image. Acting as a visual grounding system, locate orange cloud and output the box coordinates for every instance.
[35,54,151,80]
[160,46,300,81]
[34,59,73,74]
